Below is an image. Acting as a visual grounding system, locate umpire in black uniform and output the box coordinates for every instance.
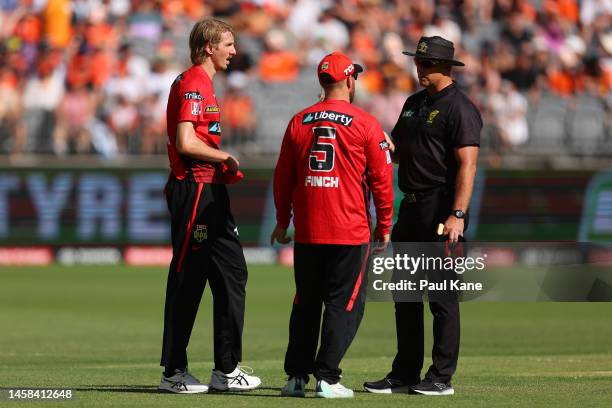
[364,36,482,396]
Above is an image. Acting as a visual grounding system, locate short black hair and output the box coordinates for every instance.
[318,73,336,85]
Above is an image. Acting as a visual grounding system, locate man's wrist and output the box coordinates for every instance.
[451,209,466,219]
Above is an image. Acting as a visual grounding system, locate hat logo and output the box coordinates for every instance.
[321,62,329,71]
[418,41,428,53]
[343,64,355,75]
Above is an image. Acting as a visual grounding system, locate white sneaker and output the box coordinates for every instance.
[158,370,209,394]
[209,366,261,392]
[315,379,354,398]
[281,376,306,397]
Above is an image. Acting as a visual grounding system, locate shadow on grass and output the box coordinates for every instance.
[73,385,288,398]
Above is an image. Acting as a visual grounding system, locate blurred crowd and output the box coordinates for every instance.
[0,0,610,158]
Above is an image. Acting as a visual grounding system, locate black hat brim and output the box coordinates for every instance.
[402,51,465,66]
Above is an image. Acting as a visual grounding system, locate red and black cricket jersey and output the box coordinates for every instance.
[274,99,394,245]
[166,65,226,183]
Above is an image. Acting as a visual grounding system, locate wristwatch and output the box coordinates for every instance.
[452,210,466,219]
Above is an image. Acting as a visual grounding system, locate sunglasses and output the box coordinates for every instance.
[414,59,444,68]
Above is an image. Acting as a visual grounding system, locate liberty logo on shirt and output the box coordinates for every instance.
[302,110,353,127]
[208,121,221,135]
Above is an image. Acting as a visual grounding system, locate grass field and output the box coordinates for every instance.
[1,265,611,407]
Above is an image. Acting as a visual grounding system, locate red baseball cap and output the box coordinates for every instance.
[317,51,364,84]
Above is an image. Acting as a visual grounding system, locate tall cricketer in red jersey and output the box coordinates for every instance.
[274,98,394,245]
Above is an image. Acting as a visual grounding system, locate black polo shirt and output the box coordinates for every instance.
[391,82,482,192]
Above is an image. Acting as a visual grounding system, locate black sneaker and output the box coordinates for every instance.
[363,377,414,394]
[410,380,454,395]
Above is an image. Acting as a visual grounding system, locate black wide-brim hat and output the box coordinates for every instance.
[403,36,465,66]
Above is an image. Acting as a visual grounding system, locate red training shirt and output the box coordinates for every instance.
[166,65,232,183]
[274,99,394,245]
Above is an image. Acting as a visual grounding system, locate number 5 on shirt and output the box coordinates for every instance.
[309,126,336,172]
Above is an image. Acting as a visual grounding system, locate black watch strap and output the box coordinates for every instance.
[452,210,465,219]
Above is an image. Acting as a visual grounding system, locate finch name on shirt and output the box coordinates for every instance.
[305,175,339,188]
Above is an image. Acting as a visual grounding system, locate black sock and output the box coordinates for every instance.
[163,367,186,377]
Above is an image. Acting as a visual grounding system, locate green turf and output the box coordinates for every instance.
[1,265,611,407]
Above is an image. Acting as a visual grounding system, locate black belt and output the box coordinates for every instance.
[403,185,452,203]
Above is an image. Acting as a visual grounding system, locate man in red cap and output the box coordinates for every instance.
[271,51,394,398]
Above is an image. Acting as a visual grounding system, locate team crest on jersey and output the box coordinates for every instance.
[302,110,353,127]
[193,225,207,242]
[427,110,440,124]
[184,91,203,100]
[208,121,221,135]
[191,102,201,115]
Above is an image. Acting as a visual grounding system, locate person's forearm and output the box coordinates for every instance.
[176,123,229,162]
[180,139,230,162]
[453,161,477,212]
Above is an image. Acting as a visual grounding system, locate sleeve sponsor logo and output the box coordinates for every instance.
[379,140,391,163]
[204,106,220,113]
[184,91,203,100]
[191,101,201,115]
[208,121,221,135]
[302,110,353,127]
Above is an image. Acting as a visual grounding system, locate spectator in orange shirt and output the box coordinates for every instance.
[0,66,26,155]
[258,29,300,83]
[221,71,256,147]
[43,0,71,48]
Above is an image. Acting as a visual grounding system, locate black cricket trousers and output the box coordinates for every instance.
[389,186,465,384]
[284,243,370,384]
[160,175,248,374]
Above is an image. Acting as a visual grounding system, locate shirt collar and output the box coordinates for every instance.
[426,81,456,103]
